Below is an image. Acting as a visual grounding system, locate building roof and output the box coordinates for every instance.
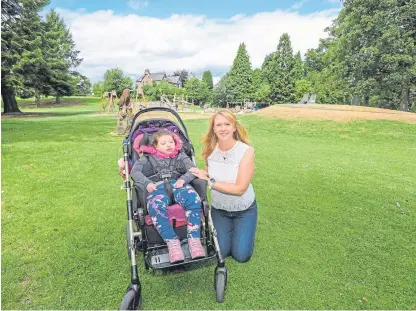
[136,71,167,82]
[150,72,166,81]
[166,75,181,84]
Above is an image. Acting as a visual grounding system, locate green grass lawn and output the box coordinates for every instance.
[1,102,415,309]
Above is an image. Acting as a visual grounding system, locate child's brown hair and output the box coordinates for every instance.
[152,130,175,146]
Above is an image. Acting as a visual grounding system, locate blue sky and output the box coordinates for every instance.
[43,0,342,83]
[46,0,341,18]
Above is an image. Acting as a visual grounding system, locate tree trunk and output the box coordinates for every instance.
[56,95,61,104]
[399,86,409,112]
[1,84,21,113]
[35,92,41,107]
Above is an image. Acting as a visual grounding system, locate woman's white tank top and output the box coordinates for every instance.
[207,141,255,212]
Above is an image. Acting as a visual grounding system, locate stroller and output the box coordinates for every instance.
[119,107,227,310]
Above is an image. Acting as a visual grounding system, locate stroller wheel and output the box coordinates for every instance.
[120,289,142,310]
[214,267,227,303]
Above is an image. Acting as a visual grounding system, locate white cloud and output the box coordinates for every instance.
[290,0,309,10]
[127,0,149,10]
[55,8,340,82]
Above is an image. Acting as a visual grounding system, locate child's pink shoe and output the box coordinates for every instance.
[188,238,206,259]
[166,239,185,263]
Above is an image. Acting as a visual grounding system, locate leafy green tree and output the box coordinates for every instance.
[1,2,83,109]
[251,68,270,102]
[92,81,104,97]
[1,0,50,112]
[71,73,91,96]
[103,68,132,96]
[213,73,231,107]
[294,79,312,101]
[173,69,189,87]
[292,51,304,82]
[331,0,416,110]
[143,83,158,101]
[202,70,214,89]
[253,84,271,103]
[272,33,295,103]
[261,33,296,103]
[155,80,172,99]
[185,77,210,105]
[303,38,350,104]
[42,10,82,103]
[261,53,276,87]
[227,43,253,102]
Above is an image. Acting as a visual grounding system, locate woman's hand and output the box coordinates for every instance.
[189,167,209,180]
[146,183,157,193]
[119,168,126,180]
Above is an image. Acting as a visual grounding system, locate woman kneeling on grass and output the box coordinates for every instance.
[190,110,257,262]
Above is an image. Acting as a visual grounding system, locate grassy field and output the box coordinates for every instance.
[1,98,416,309]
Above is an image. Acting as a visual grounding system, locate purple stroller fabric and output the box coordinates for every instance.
[130,125,180,143]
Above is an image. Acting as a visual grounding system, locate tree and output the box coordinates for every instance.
[71,73,91,96]
[226,43,253,102]
[202,70,214,89]
[1,2,83,110]
[42,10,82,103]
[1,0,49,112]
[251,68,270,102]
[330,0,416,110]
[103,68,133,96]
[271,33,295,103]
[292,51,304,82]
[303,38,349,104]
[213,73,231,107]
[294,80,312,102]
[173,69,189,87]
[253,84,271,103]
[93,81,104,96]
[185,77,211,105]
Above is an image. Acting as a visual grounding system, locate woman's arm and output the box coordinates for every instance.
[191,148,255,196]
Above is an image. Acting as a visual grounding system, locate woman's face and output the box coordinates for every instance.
[213,114,236,142]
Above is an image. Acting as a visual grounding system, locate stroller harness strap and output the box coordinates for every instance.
[146,155,182,205]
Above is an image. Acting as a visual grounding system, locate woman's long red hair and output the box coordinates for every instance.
[201,109,249,161]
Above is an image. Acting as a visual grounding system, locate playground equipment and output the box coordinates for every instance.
[307,93,316,104]
[297,93,317,104]
[99,90,118,113]
[298,93,309,104]
[114,88,133,135]
[160,94,193,111]
[225,101,269,113]
[133,81,149,112]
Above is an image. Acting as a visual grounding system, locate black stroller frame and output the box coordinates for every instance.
[119,107,227,310]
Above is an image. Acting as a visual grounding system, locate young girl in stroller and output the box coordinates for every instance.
[128,129,206,263]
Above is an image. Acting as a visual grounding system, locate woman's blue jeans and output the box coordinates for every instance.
[211,200,257,262]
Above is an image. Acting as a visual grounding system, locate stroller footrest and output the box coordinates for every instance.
[147,243,212,269]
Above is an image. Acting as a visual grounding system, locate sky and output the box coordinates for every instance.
[42,0,343,84]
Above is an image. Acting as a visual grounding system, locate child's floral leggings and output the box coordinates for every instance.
[147,181,201,240]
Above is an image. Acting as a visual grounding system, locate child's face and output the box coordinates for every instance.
[155,134,176,155]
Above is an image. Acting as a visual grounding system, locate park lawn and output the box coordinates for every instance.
[1,109,415,310]
[12,96,203,114]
